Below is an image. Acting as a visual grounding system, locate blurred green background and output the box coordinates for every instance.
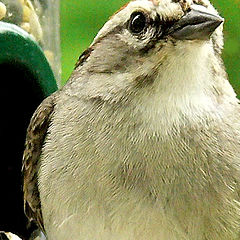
[60,0,240,96]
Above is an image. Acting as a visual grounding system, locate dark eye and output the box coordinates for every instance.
[129,12,147,34]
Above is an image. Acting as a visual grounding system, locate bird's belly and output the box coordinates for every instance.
[40,162,240,240]
[39,121,240,240]
[44,192,190,240]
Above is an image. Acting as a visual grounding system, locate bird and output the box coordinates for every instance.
[22,0,240,239]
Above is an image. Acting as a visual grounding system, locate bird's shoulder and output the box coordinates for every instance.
[22,93,56,232]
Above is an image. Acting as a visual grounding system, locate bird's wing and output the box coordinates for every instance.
[22,94,56,231]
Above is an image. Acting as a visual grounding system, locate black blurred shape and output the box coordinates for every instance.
[0,62,44,239]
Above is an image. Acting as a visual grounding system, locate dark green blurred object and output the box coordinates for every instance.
[0,21,57,95]
[0,21,57,239]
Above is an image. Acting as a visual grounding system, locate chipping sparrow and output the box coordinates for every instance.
[23,0,240,239]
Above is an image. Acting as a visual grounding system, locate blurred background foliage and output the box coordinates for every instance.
[60,0,240,96]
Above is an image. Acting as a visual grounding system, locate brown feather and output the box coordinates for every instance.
[75,47,94,69]
[22,94,56,232]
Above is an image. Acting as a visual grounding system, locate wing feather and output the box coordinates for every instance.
[22,94,56,231]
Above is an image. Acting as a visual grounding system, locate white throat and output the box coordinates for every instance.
[136,41,220,134]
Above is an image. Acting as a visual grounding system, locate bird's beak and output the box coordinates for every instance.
[168,8,224,40]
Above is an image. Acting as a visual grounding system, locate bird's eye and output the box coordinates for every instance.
[129,12,147,34]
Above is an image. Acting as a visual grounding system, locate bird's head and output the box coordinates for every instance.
[69,0,235,114]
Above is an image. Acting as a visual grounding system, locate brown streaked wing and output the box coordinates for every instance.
[22,93,56,232]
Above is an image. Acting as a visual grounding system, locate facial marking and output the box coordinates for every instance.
[172,0,192,11]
